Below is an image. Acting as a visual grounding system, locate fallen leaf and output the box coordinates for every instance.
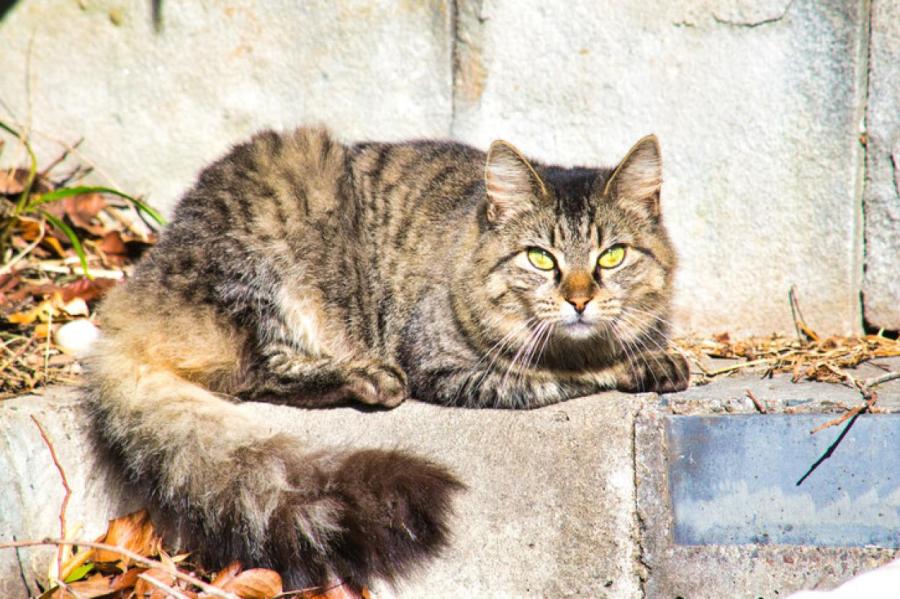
[7,300,56,325]
[222,568,283,599]
[64,192,107,233]
[61,297,89,317]
[133,568,176,598]
[33,322,53,338]
[60,277,116,303]
[94,509,162,568]
[98,230,127,266]
[0,167,30,194]
[18,218,43,241]
[52,573,119,599]
[210,560,243,588]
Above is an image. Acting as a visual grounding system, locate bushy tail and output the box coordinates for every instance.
[84,336,463,588]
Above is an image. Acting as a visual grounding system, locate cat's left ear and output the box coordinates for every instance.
[484,140,547,225]
[603,135,663,219]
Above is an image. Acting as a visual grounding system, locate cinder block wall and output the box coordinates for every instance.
[0,0,896,335]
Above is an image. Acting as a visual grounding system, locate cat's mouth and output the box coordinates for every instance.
[560,319,595,338]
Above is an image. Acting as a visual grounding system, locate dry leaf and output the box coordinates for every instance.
[94,509,162,567]
[64,192,107,233]
[133,568,176,598]
[0,167,30,194]
[60,277,116,303]
[222,568,283,599]
[61,297,89,317]
[210,560,243,588]
[43,235,67,258]
[7,300,56,325]
[53,573,118,599]
[18,218,43,241]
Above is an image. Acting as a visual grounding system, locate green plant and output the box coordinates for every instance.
[0,120,165,276]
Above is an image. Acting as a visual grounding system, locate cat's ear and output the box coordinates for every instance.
[484,140,547,225]
[603,135,663,219]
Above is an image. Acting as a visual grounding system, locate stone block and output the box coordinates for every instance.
[453,0,868,335]
[0,0,454,214]
[0,389,644,597]
[862,0,900,330]
[636,406,898,598]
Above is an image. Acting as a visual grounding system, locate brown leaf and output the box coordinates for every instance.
[222,568,283,599]
[94,509,162,567]
[0,168,30,194]
[210,560,243,588]
[60,277,116,303]
[99,230,126,255]
[98,230,127,267]
[132,567,176,598]
[7,309,38,325]
[43,235,67,258]
[63,192,107,232]
[18,218,43,241]
[56,573,119,599]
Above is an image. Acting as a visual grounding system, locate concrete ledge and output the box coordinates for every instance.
[2,367,899,597]
[0,388,646,598]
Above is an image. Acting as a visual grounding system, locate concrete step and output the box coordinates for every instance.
[1,362,898,597]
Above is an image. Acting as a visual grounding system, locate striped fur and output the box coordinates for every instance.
[85,127,687,588]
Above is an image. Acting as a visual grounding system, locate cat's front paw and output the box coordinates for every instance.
[344,361,408,408]
[616,351,689,394]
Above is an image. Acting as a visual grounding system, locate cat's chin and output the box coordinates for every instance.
[560,321,597,339]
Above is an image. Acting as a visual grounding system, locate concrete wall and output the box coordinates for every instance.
[0,0,896,334]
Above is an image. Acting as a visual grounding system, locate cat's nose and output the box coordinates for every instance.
[566,296,592,314]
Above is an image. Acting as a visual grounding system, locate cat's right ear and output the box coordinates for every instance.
[603,135,663,220]
[484,140,547,225]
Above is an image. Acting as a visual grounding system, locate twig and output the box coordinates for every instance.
[745,389,767,413]
[809,405,866,435]
[789,285,819,342]
[707,357,772,376]
[138,572,191,599]
[52,576,85,599]
[30,415,71,579]
[865,371,900,388]
[0,539,239,599]
[33,262,124,279]
[43,307,52,383]
[39,138,84,178]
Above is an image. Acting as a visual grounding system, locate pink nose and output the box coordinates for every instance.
[566,296,591,314]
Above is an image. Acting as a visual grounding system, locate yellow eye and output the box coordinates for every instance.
[527,247,556,271]
[598,245,626,269]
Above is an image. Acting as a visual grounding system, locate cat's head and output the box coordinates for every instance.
[466,135,677,359]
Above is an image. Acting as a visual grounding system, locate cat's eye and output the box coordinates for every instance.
[527,247,556,271]
[597,245,626,269]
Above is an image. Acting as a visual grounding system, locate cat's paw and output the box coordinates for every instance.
[344,361,408,408]
[616,351,689,394]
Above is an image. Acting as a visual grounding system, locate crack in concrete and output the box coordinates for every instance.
[632,400,652,599]
[891,150,900,202]
[448,0,459,136]
[712,0,796,28]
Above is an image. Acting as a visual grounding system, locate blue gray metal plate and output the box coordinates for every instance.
[666,414,900,547]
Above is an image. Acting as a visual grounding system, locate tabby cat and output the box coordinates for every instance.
[85,127,688,588]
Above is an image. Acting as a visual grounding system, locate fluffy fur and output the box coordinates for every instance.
[85,127,688,587]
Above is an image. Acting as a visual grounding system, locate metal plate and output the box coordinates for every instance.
[666,414,900,547]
